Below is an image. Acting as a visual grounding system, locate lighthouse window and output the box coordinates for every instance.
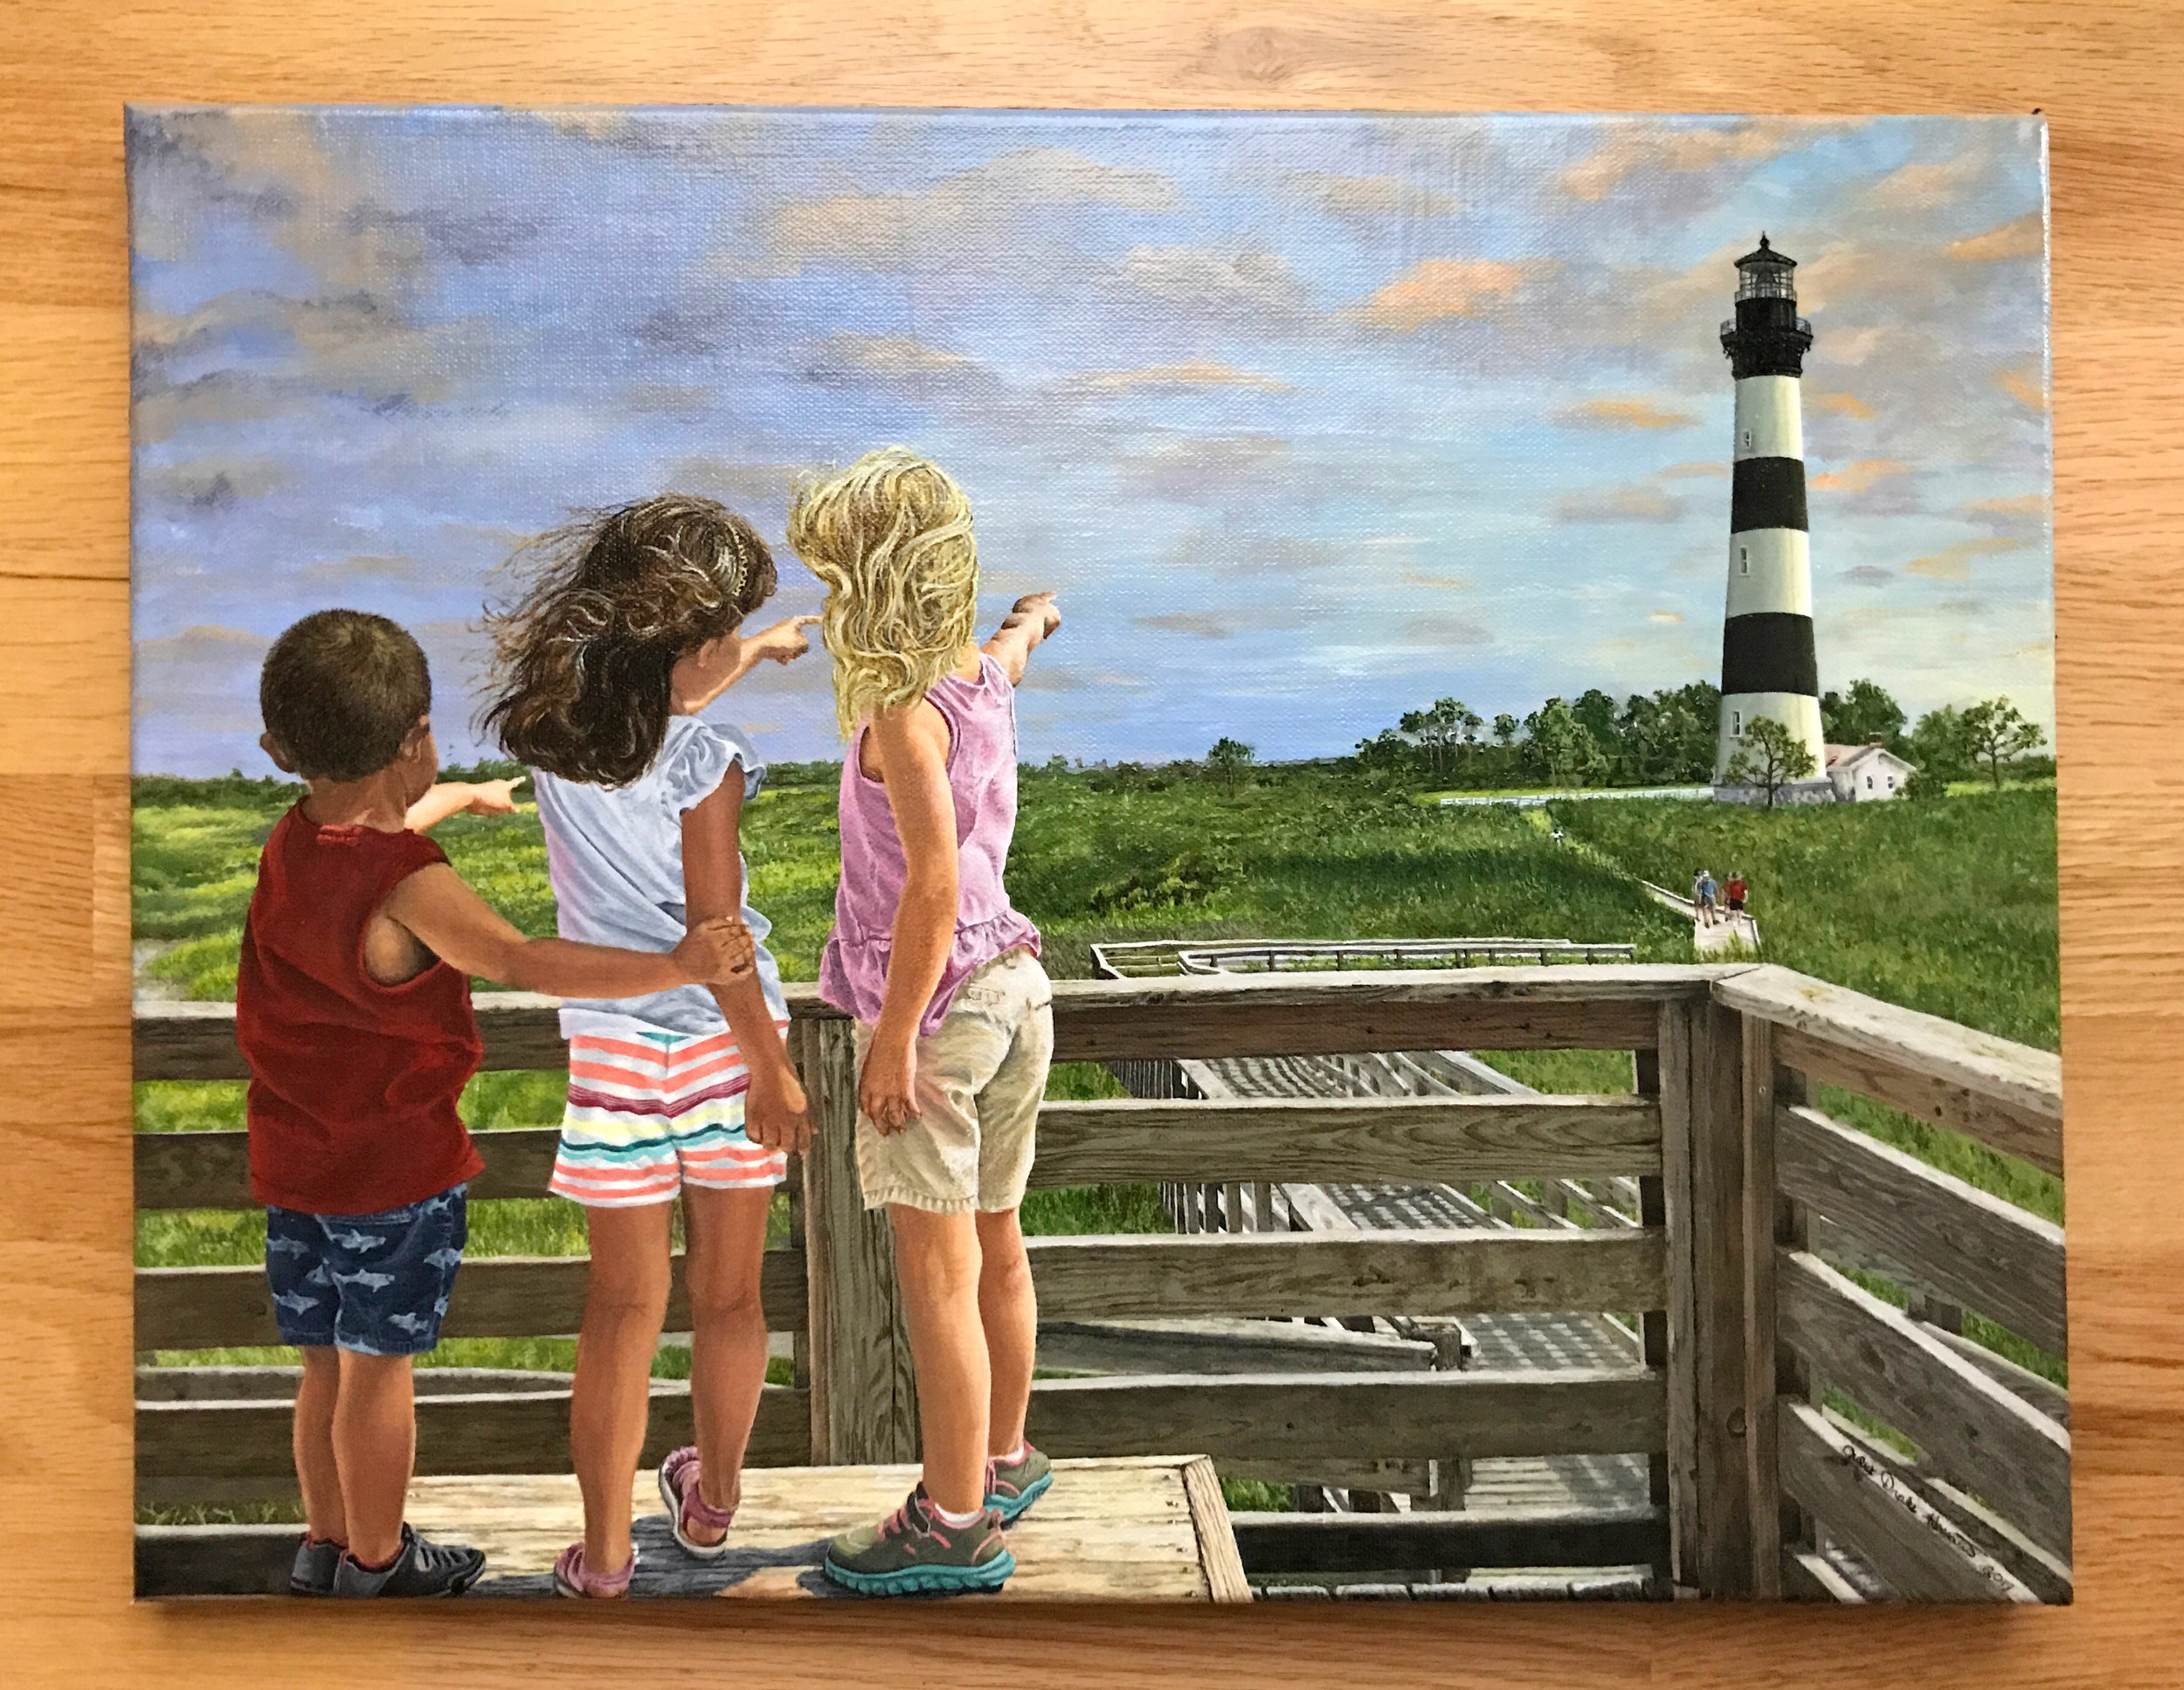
[1740,429,1753,452]
[1730,710,1744,737]
[1738,546,1750,574]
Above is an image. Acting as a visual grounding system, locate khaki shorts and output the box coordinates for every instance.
[851,948,1054,1215]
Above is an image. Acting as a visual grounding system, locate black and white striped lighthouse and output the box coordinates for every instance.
[1716,235,1826,791]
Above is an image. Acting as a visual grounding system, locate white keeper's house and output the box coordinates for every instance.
[1825,740,1918,803]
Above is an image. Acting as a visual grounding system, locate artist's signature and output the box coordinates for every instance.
[1836,1438,2017,1594]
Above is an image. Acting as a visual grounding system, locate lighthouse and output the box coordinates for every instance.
[1715,235,1827,797]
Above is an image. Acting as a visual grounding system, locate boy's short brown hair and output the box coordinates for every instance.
[260,610,432,782]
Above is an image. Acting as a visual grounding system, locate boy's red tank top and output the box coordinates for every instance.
[235,805,485,1214]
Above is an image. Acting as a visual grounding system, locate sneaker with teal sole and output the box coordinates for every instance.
[985,1444,1053,1524]
[822,1485,1014,1596]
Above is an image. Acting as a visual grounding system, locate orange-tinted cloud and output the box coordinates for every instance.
[1553,483,1682,524]
[1555,397,1699,431]
[1809,458,1909,493]
[1808,390,1876,420]
[1904,536,2031,580]
[1661,460,1729,479]
[1074,361,1295,394]
[1353,258,1531,330]
[1557,122,1787,202]
[1995,360,2049,412]
[1948,212,2043,262]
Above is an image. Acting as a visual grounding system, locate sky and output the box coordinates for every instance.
[128,107,2051,776]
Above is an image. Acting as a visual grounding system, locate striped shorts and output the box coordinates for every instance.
[549,1025,791,1208]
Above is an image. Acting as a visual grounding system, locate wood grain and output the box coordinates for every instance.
[1777,1249,2072,1558]
[1024,1228,1668,1320]
[133,1247,809,1349]
[7,0,2184,1680]
[1778,1102,2068,1355]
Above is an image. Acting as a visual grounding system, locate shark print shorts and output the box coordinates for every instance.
[264,1183,469,1357]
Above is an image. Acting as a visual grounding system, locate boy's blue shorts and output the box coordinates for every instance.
[264,1183,468,1357]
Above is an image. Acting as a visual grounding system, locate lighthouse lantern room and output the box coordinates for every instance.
[1716,235,1830,800]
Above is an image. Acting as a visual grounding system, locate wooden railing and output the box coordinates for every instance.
[131,961,2067,1599]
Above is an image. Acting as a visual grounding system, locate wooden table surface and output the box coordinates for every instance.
[4,1,2181,1683]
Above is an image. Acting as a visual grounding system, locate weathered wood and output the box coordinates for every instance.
[1651,1005,1701,1589]
[1026,1369,1666,1464]
[136,1382,810,1480]
[1178,1455,1253,1603]
[1036,1317,1436,1376]
[1777,1249,2071,1558]
[1921,1321,2070,1428]
[794,1017,917,1465]
[135,1364,571,1401]
[135,1126,563,1211]
[1781,1547,1867,1603]
[131,969,1717,1086]
[1687,997,1755,1596]
[1029,1093,1662,1186]
[1025,1230,1667,1321]
[1231,1504,1668,1575]
[1741,1012,1783,1597]
[1711,967,2062,1175]
[135,1248,807,1349]
[1777,1102,2067,1356]
[1777,1398,2035,1602]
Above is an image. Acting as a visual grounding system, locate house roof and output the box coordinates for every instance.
[1824,742,1917,771]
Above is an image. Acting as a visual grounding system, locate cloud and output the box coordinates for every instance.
[1387,613,1494,649]
[1904,536,2031,580]
[1282,170,1460,218]
[1068,361,1295,395]
[1556,121,1790,202]
[767,147,1179,271]
[1555,397,1698,431]
[1135,610,1238,639]
[299,554,431,586]
[1808,390,1876,420]
[1351,258,1532,331]
[1843,564,1894,586]
[1402,570,1473,590]
[1118,246,1314,319]
[141,456,294,508]
[1858,153,1995,214]
[1994,360,2049,413]
[1648,610,1684,624]
[1809,458,1910,493]
[804,331,998,392]
[134,624,271,748]
[1948,212,2044,262]
[1661,460,1729,479]
[1119,434,1291,500]
[663,457,806,514]
[1552,483,1683,524]
[1962,492,2050,540]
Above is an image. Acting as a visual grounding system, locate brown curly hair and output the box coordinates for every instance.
[481,495,778,787]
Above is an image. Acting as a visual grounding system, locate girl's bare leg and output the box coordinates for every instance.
[570,1201,674,1572]
[973,1207,1036,1458]
[681,1183,776,1542]
[888,1204,989,1516]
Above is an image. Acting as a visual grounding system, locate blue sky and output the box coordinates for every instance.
[128,107,2050,775]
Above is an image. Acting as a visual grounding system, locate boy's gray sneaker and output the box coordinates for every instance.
[985,1445,1053,1524]
[333,1524,486,1597]
[289,1535,342,1596]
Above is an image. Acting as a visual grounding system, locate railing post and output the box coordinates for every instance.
[1741,1011,1784,1597]
[1657,993,1757,1596]
[1635,1044,1673,1593]
[794,1017,919,1465]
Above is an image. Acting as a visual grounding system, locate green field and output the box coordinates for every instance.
[133,765,2064,1430]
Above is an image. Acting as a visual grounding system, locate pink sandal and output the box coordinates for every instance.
[552,1542,636,1599]
[659,1445,736,1559]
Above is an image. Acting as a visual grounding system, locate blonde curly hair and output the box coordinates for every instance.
[788,446,979,738]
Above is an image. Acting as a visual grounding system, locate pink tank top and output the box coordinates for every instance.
[818,653,1041,1037]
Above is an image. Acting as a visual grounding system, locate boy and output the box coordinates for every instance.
[239,610,754,1597]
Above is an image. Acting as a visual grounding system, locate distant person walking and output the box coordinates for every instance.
[1725,871,1749,919]
[1693,869,1719,928]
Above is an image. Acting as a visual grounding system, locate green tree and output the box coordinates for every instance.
[1491,713,1519,748]
[1724,716,1818,810]
[1398,698,1482,777]
[1904,705,1973,782]
[1524,697,1607,787]
[1206,737,1255,789]
[1959,698,2045,790]
[1821,678,1908,748]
